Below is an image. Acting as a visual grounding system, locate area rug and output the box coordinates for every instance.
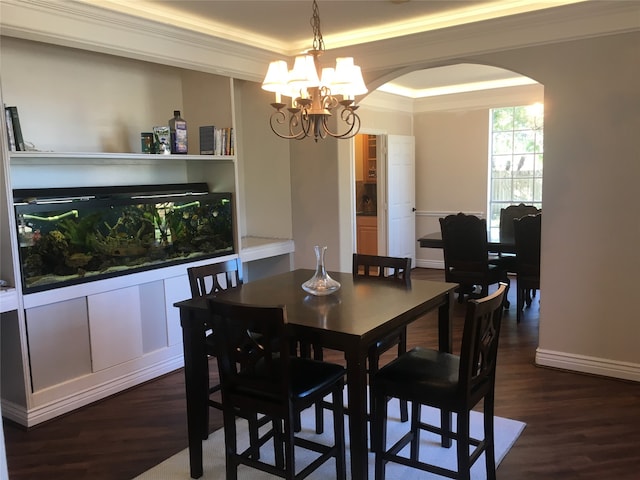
[134,398,525,480]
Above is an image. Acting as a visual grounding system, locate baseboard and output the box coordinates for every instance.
[536,348,640,382]
[415,259,444,269]
[1,356,184,427]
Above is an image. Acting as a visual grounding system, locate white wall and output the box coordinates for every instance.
[476,32,640,372]
[357,31,640,380]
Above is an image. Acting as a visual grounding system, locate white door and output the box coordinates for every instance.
[385,135,416,266]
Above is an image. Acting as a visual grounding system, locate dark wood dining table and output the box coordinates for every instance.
[175,268,457,480]
[418,231,516,254]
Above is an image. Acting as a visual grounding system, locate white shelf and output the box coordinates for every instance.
[9,151,235,164]
[240,236,295,263]
[0,288,19,313]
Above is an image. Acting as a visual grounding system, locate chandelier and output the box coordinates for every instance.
[261,0,368,141]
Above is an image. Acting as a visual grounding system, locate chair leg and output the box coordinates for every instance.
[273,419,285,469]
[517,285,524,323]
[456,411,471,480]
[397,331,409,423]
[313,344,325,434]
[410,401,421,461]
[283,416,296,480]
[247,414,261,459]
[222,408,239,480]
[332,387,347,480]
[484,395,497,480]
[368,350,379,447]
[373,390,388,480]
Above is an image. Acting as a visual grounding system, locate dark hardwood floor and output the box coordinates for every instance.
[4,268,640,479]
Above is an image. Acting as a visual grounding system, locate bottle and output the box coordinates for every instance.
[168,110,188,154]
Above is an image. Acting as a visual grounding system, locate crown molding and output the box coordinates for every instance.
[413,83,544,113]
[1,0,638,85]
[338,1,640,74]
[0,0,275,81]
[360,91,415,114]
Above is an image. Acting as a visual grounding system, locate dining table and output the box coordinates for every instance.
[418,231,516,254]
[175,268,457,480]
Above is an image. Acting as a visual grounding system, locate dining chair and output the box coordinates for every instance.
[208,299,347,480]
[513,213,541,323]
[187,258,247,440]
[439,213,509,305]
[371,283,508,480]
[352,253,411,426]
[492,203,541,274]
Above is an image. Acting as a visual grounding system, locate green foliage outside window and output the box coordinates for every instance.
[489,104,543,241]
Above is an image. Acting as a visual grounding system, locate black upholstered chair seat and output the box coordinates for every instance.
[238,357,346,403]
[375,347,460,398]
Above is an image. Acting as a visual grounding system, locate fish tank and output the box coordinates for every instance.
[13,183,234,293]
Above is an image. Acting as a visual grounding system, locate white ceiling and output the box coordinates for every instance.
[76,0,585,96]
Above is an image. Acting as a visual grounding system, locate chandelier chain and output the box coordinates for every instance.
[310,0,325,53]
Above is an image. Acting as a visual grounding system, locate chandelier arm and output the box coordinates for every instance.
[318,106,361,139]
[268,110,307,140]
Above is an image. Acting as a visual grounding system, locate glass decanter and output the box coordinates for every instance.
[301,245,341,296]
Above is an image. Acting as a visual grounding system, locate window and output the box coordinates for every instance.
[488,104,543,241]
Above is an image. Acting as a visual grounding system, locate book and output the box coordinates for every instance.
[4,106,16,151]
[198,125,234,156]
[199,125,215,155]
[6,106,25,151]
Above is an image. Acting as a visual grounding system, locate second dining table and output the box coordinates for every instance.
[175,268,457,480]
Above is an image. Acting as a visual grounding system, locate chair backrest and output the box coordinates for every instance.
[207,299,289,406]
[513,213,542,276]
[458,283,507,398]
[439,213,490,274]
[187,258,243,298]
[352,253,411,286]
[499,203,541,245]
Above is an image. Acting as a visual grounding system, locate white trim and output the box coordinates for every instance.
[360,91,415,114]
[239,237,295,263]
[536,348,640,383]
[1,1,638,85]
[1,354,184,427]
[415,259,444,270]
[413,84,544,113]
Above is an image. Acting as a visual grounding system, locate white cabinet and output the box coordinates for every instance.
[25,297,92,391]
[88,287,144,372]
[0,36,294,426]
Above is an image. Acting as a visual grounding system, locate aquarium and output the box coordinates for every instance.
[14,183,234,293]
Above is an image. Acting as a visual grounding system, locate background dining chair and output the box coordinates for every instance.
[439,213,509,305]
[499,203,541,246]
[208,299,347,480]
[372,283,508,480]
[492,203,541,274]
[352,253,411,426]
[513,213,542,323]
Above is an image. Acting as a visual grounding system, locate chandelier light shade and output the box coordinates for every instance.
[261,0,367,141]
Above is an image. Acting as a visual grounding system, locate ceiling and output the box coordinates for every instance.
[77,0,585,97]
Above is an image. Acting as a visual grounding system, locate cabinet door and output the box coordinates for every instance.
[88,287,143,372]
[25,298,92,391]
[364,135,377,183]
[357,216,378,255]
[164,274,192,346]
[139,281,168,353]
